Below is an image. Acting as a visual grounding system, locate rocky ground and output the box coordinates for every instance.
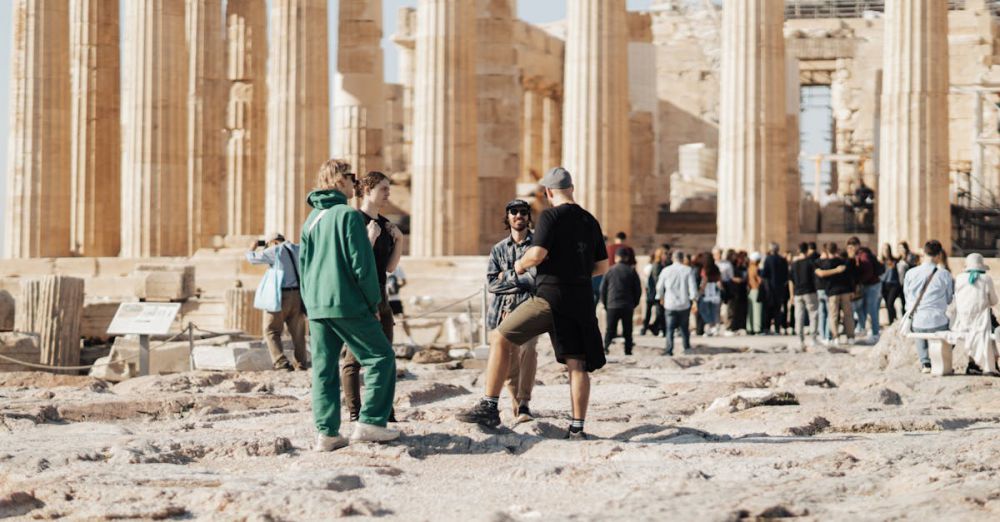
[1,330,999,521]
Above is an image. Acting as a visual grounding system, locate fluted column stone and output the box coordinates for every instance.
[477,0,521,251]
[69,0,120,257]
[333,0,384,175]
[410,0,479,255]
[5,0,72,258]
[877,0,951,250]
[121,0,189,257]
[186,0,227,252]
[716,0,789,251]
[265,0,330,239]
[392,8,417,175]
[225,0,267,237]
[521,87,544,183]
[541,93,562,178]
[561,0,631,235]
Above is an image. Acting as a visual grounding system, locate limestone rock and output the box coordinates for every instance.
[192,343,272,372]
[15,276,85,372]
[132,265,195,301]
[0,333,40,373]
[0,290,13,331]
[412,347,451,364]
[706,390,799,414]
[875,388,903,406]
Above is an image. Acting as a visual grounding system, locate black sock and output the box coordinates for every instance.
[569,419,584,433]
[482,396,499,409]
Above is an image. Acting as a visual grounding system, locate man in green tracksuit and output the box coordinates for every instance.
[299,159,400,451]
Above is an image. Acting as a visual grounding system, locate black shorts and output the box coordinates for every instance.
[389,300,403,315]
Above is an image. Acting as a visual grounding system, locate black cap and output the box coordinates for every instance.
[505,199,530,212]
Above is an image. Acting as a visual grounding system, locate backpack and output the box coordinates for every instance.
[862,247,885,277]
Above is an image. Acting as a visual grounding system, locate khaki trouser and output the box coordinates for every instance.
[506,335,539,412]
[263,289,308,369]
[827,293,855,341]
[342,298,394,419]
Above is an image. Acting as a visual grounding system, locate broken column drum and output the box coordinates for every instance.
[15,276,85,372]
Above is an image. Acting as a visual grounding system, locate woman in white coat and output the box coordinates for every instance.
[951,253,999,375]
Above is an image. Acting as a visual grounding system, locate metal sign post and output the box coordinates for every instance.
[107,303,182,376]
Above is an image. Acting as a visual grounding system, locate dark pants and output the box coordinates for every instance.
[604,307,635,354]
[882,283,903,324]
[641,300,661,335]
[665,308,691,355]
[342,298,395,419]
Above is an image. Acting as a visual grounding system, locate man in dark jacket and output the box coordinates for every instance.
[760,242,790,335]
[600,248,642,355]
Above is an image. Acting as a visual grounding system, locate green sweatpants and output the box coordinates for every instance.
[310,315,396,436]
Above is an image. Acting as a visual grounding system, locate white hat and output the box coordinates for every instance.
[749,251,762,262]
[965,253,989,272]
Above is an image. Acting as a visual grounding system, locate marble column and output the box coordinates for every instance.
[877,0,951,250]
[186,0,227,252]
[69,0,120,257]
[225,0,267,237]
[410,0,479,255]
[5,0,72,258]
[265,0,330,239]
[562,0,631,236]
[333,0,384,175]
[477,0,521,251]
[520,87,544,183]
[391,7,416,175]
[541,93,562,177]
[121,0,189,257]
[716,0,789,252]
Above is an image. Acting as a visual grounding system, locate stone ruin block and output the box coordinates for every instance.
[132,264,195,301]
[14,276,85,373]
[81,301,122,340]
[0,290,13,332]
[225,286,262,337]
[192,342,273,372]
[0,333,40,372]
[89,336,192,381]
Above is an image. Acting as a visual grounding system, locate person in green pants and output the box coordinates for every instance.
[299,158,400,451]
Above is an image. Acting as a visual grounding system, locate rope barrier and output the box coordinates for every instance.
[403,288,484,321]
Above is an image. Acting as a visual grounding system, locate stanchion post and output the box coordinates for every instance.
[139,335,150,376]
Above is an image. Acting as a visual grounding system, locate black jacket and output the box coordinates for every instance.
[600,263,642,310]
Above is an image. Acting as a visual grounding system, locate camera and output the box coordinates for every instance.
[256,239,266,248]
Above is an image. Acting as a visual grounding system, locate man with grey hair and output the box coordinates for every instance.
[246,232,308,371]
[457,167,608,439]
[656,251,697,355]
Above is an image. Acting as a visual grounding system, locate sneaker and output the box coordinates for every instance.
[455,400,501,428]
[314,433,349,452]
[350,422,400,443]
[564,429,591,440]
[273,360,294,372]
[966,359,983,376]
[921,363,932,374]
[516,404,534,423]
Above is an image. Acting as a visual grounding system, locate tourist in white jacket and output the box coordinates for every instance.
[951,253,999,375]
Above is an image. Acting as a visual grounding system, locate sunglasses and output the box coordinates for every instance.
[508,208,530,216]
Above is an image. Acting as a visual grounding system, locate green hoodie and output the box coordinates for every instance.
[299,189,381,319]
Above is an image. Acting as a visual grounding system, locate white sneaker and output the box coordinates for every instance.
[350,422,400,443]
[921,365,932,374]
[314,433,349,452]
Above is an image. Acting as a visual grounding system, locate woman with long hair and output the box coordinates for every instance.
[880,243,903,324]
[641,248,666,336]
[728,250,749,333]
[698,252,723,336]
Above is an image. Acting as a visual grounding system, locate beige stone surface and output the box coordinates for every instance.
[391,7,416,177]
[224,286,261,338]
[410,0,479,255]
[562,0,631,237]
[69,0,120,257]
[0,333,39,372]
[120,0,189,257]
[265,0,330,240]
[186,0,227,253]
[132,265,196,302]
[333,0,384,176]
[716,0,789,252]
[477,0,521,252]
[5,0,72,258]
[225,0,267,238]
[14,276,84,371]
[877,0,952,251]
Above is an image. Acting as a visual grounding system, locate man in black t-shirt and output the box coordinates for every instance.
[457,167,608,439]
[342,171,403,423]
[790,242,819,344]
[815,242,856,344]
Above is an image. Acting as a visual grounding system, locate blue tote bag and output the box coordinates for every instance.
[254,261,284,312]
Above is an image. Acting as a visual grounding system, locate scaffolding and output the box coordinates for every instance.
[783,0,983,19]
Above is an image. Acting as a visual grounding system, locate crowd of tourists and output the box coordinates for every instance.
[245,158,998,452]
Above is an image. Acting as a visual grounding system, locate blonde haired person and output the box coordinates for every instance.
[952,253,999,375]
[300,159,399,450]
